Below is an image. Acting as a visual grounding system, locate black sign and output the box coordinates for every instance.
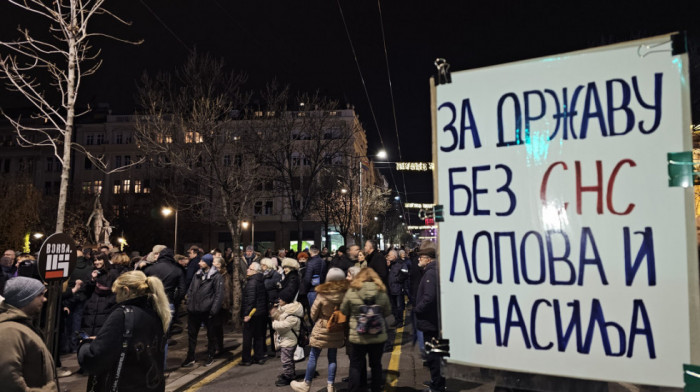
[37,233,77,283]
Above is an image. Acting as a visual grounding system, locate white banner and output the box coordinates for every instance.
[435,34,698,387]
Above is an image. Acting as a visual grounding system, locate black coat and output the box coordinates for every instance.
[262,269,282,303]
[408,255,423,302]
[187,267,224,315]
[143,249,186,304]
[82,268,118,335]
[184,255,201,290]
[366,250,388,284]
[414,261,439,333]
[329,254,353,274]
[79,296,165,392]
[302,255,327,294]
[242,273,268,318]
[387,259,407,296]
[278,269,300,304]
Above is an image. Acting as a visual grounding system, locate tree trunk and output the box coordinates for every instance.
[222,193,243,330]
[296,218,303,251]
[56,14,78,234]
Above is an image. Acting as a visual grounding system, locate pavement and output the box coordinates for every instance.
[56,316,244,392]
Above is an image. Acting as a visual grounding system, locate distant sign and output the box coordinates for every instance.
[434,34,699,387]
[37,233,77,282]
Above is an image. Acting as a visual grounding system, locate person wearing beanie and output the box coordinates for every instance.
[277,258,300,313]
[270,282,303,386]
[291,267,350,392]
[181,250,223,368]
[0,277,58,391]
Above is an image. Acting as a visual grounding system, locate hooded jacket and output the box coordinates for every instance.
[309,279,349,348]
[278,268,300,304]
[270,301,304,348]
[0,300,57,392]
[82,266,118,335]
[340,281,391,345]
[186,266,223,315]
[143,249,186,304]
[302,254,327,295]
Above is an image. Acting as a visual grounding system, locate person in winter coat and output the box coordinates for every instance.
[340,267,392,392]
[408,248,425,354]
[302,245,327,310]
[329,246,353,274]
[270,289,303,387]
[241,261,269,365]
[261,257,282,355]
[291,268,349,392]
[0,277,57,392]
[386,250,406,328]
[79,271,171,392]
[65,248,94,352]
[277,258,300,306]
[81,253,117,337]
[212,256,232,355]
[181,253,223,368]
[363,240,387,284]
[414,247,444,392]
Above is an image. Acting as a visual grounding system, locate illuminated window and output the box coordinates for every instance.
[134,180,142,194]
[185,131,203,143]
[156,133,173,143]
[123,179,131,193]
[113,180,121,194]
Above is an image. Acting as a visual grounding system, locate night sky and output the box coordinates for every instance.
[1,0,699,205]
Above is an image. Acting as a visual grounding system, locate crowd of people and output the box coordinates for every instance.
[0,238,443,392]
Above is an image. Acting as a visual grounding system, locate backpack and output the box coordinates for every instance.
[290,315,310,347]
[355,298,384,335]
[327,305,347,332]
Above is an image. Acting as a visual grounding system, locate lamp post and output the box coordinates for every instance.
[242,219,254,249]
[358,149,387,245]
[161,206,178,253]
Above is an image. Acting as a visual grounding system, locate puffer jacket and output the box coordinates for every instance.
[186,267,223,315]
[309,280,349,349]
[278,269,300,304]
[340,281,391,345]
[242,272,268,318]
[263,269,282,303]
[271,301,304,348]
[0,300,58,392]
[82,268,118,335]
[415,261,439,332]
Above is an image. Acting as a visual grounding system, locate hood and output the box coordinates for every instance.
[358,281,382,301]
[315,280,349,303]
[0,301,32,325]
[280,301,304,317]
[157,248,176,265]
[196,265,219,279]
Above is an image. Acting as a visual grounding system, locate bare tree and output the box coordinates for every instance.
[249,86,359,251]
[355,184,391,244]
[0,175,41,250]
[0,0,141,233]
[134,53,267,328]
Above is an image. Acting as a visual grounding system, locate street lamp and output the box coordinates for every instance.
[32,233,44,240]
[161,206,178,253]
[358,150,388,245]
[117,237,127,251]
[242,219,254,249]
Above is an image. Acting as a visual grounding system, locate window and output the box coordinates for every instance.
[185,131,202,143]
[291,153,300,166]
[302,155,310,166]
[324,154,333,165]
[113,180,121,194]
[223,155,231,166]
[235,154,242,167]
[254,201,262,215]
[156,133,173,144]
[264,200,273,215]
[123,179,131,193]
[83,180,102,195]
[135,155,143,169]
[86,134,94,145]
[115,133,123,144]
[124,155,131,166]
[115,156,121,168]
[84,157,93,170]
[143,179,151,194]
[46,157,53,172]
[96,134,104,145]
[134,180,142,194]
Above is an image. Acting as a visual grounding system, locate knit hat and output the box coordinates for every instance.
[279,289,295,304]
[245,245,254,252]
[4,277,45,309]
[281,257,299,270]
[202,253,214,267]
[326,267,345,282]
[336,245,346,254]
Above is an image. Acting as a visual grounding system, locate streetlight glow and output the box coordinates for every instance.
[376,149,387,160]
[161,207,173,217]
[241,220,250,229]
[32,232,44,239]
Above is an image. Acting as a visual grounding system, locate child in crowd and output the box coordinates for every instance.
[271,289,304,386]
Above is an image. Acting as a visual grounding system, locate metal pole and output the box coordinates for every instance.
[359,160,363,245]
[174,209,179,254]
[252,220,255,249]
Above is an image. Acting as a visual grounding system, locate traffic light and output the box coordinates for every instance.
[433,205,444,222]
